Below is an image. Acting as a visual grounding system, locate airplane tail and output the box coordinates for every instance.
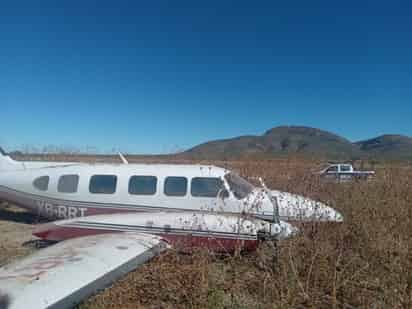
[0,147,23,171]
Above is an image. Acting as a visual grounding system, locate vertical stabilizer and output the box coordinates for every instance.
[0,148,23,171]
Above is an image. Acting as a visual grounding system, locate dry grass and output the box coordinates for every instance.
[2,155,411,307]
[75,158,412,309]
[0,204,37,266]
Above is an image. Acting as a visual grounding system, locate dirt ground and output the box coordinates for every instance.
[0,203,40,266]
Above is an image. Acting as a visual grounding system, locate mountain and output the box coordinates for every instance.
[184,126,412,160]
[355,135,412,160]
[185,126,360,159]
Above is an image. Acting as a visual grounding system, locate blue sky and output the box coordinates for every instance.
[1,0,411,153]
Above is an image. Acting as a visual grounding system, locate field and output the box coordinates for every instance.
[1,157,412,308]
[0,204,40,266]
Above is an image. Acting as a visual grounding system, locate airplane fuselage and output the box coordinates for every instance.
[0,163,275,221]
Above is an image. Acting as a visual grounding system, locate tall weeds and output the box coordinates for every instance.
[77,159,412,308]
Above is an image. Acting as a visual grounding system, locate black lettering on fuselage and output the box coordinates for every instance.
[36,201,87,219]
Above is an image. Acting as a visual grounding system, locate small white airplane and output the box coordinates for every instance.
[0,148,342,223]
[0,148,342,309]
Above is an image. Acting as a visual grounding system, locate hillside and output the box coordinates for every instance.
[185,126,359,159]
[184,126,412,160]
[4,126,412,161]
[356,134,412,160]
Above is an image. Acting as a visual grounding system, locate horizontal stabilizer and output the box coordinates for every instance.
[0,233,167,309]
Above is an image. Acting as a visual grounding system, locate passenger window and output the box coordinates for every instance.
[129,176,157,195]
[33,176,49,191]
[164,177,187,196]
[191,177,223,198]
[89,175,117,194]
[58,175,79,193]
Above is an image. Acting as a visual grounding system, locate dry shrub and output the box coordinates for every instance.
[77,159,412,308]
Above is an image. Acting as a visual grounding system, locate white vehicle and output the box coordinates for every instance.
[319,163,375,182]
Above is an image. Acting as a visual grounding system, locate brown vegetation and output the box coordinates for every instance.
[77,159,412,308]
[0,204,37,266]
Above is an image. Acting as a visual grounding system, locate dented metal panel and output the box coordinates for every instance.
[0,233,167,309]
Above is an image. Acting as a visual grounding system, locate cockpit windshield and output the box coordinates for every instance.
[224,173,255,199]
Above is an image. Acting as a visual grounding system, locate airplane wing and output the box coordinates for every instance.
[0,232,168,309]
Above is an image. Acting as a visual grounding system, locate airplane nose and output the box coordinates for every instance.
[318,206,344,222]
[270,221,299,239]
[269,190,344,222]
[328,208,344,222]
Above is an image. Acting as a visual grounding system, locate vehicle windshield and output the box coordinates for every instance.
[326,166,338,173]
[224,173,255,199]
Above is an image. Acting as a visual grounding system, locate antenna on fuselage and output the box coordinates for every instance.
[118,152,129,164]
